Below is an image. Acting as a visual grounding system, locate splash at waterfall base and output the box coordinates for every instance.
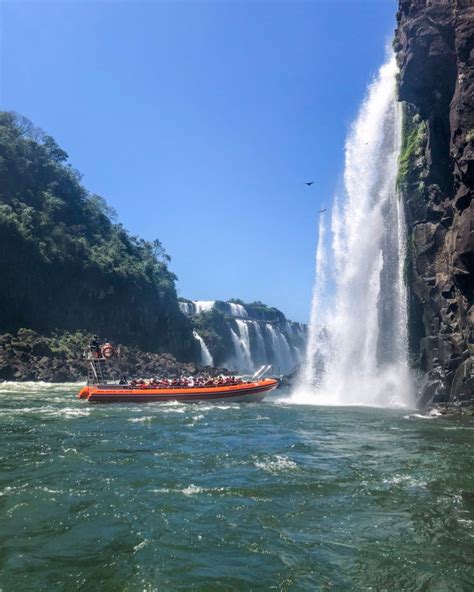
[295,54,415,409]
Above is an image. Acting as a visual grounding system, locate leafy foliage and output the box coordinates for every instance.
[397,111,427,186]
[0,111,197,359]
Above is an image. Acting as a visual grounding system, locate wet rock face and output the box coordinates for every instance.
[395,0,473,407]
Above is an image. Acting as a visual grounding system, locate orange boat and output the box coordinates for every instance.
[78,338,280,404]
[79,377,279,404]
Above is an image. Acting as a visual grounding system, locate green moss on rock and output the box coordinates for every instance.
[398,108,428,186]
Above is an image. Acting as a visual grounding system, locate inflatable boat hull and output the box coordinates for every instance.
[78,378,279,404]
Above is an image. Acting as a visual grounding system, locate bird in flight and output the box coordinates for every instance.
[319,209,327,214]
[305,181,314,186]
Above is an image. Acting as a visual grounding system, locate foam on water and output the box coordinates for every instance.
[254,455,298,474]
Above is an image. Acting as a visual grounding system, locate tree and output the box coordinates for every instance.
[43,135,68,163]
[152,238,171,262]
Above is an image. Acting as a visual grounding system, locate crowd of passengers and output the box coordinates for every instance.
[124,375,248,389]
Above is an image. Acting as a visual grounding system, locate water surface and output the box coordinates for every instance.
[1,383,473,591]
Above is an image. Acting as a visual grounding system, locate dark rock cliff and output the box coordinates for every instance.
[395,0,473,406]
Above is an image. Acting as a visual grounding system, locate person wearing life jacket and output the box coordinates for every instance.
[89,335,101,358]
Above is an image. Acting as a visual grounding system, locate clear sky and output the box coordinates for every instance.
[1,0,397,323]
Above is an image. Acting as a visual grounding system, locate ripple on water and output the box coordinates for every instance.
[0,382,473,591]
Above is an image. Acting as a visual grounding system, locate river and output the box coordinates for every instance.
[1,383,473,591]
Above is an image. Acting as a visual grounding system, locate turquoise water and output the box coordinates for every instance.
[1,383,473,591]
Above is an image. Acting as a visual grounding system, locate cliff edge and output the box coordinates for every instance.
[395,0,473,407]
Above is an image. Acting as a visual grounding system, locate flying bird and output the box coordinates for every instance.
[305,181,314,186]
[319,209,327,214]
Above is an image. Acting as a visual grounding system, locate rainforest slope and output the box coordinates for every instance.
[0,112,197,360]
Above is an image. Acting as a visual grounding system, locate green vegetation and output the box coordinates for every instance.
[2,327,91,359]
[0,111,197,360]
[397,108,427,187]
[247,301,283,318]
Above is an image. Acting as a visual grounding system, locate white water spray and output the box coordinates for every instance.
[295,53,413,407]
[194,301,215,314]
[228,303,248,318]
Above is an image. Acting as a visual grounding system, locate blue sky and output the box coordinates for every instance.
[1,0,397,323]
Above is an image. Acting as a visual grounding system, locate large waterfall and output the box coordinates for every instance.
[296,54,413,408]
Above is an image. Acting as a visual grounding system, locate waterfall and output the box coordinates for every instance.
[234,319,253,370]
[229,327,251,371]
[296,53,413,407]
[302,214,326,387]
[265,323,294,374]
[179,301,194,316]
[194,301,215,314]
[227,320,299,374]
[252,321,267,366]
[228,303,248,318]
[193,330,214,366]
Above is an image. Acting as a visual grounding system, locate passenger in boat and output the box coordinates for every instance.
[89,335,101,359]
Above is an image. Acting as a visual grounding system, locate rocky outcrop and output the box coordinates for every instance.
[395,0,473,407]
[0,329,226,383]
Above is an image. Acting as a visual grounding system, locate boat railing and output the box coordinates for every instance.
[251,364,273,381]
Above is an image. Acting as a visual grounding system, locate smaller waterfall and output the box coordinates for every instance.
[265,323,294,374]
[235,320,253,370]
[179,301,194,316]
[251,321,267,366]
[193,330,214,366]
[230,328,250,371]
[194,301,215,314]
[228,303,248,318]
[303,215,326,387]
